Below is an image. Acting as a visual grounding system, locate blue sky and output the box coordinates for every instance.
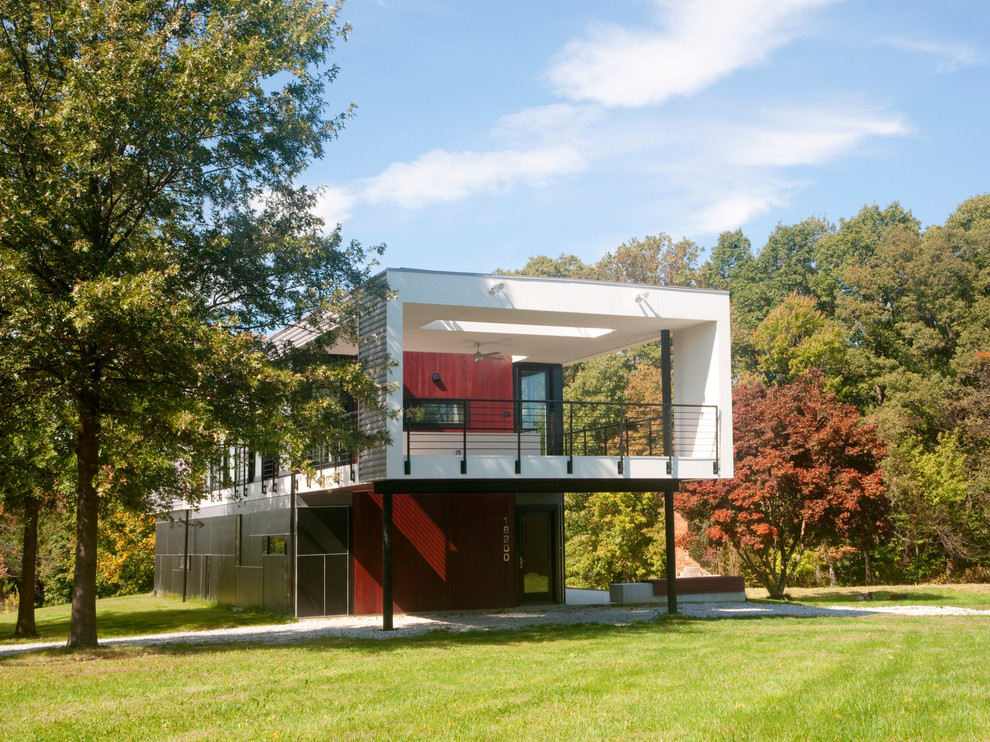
[307,0,989,274]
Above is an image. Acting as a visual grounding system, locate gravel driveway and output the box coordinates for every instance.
[4,599,989,658]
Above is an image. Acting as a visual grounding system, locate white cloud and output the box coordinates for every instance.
[879,36,984,73]
[313,185,358,226]
[546,0,838,108]
[687,187,792,234]
[492,103,603,144]
[619,103,911,234]
[357,146,588,209]
[724,111,911,167]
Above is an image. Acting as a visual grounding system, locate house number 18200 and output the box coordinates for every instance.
[502,516,511,561]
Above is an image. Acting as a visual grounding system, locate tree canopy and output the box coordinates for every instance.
[512,196,990,589]
[678,375,888,597]
[0,0,385,647]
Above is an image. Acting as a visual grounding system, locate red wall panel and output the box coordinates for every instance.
[353,492,516,614]
[403,352,512,400]
[403,351,514,432]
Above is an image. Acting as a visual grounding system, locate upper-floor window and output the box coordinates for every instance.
[404,399,467,428]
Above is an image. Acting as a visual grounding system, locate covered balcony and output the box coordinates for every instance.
[341,268,734,494]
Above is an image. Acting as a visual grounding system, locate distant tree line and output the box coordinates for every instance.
[505,195,990,594]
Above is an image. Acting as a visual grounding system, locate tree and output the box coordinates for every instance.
[565,491,666,589]
[0,360,72,637]
[678,375,888,598]
[885,433,984,580]
[811,202,920,316]
[0,0,385,648]
[591,234,699,286]
[734,217,834,329]
[498,253,590,278]
[751,293,848,392]
[698,229,753,292]
[883,355,990,579]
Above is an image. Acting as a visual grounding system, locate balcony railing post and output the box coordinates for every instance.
[618,400,625,474]
[516,418,522,474]
[461,401,468,474]
[404,410,411,475]
[567,401,574,474]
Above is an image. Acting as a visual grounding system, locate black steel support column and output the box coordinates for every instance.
[382,492,394,631]
[289,468,297,617]
[660,329,678,614]
[182,507,190,602]
[663,483,678,614]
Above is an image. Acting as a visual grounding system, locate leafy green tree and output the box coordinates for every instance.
[892,354,990,578]
[591,234,699,286]
[498,253,590,278]
[0,360,72,636]
[734,217,835,330]
[885,433,986,580]
[698,229,754,292]
[811,203,920,315]
[838,222,978,429]
[564,353,632,454]
[0,0,385,648]
[565,491,666,588]
[752,293,848,391]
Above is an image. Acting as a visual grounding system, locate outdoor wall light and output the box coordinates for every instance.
[488,282,505,296]
[635,292,649,303]
[431,372,441,384]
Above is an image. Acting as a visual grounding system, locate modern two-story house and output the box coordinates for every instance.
[154,268,733,625]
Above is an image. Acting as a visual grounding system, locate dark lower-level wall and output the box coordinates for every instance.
[155,495,292,614]
[353,492,516,614]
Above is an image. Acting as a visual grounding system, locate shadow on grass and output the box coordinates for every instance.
[8,585,988,660]
[10,616,706,662]
[0,603,289,645]
[755,590,946,605]
[3,606,921,663]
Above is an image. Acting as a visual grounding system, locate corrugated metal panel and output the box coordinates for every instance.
[357,283,389,481]
[154,497,293,613]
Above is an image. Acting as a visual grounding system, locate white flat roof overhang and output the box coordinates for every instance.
[402,303,705,365]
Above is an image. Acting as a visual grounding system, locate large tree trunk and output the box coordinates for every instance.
[863,549,873,586]
[67,401,101,649]
[14,495,39,638]
[827,557,838,587]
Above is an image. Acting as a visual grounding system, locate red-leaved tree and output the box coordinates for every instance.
[678,374,888,597]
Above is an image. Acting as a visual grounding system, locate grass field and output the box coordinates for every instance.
[2,586,990,740]
[745,583,990,609]
[0,593,291,645]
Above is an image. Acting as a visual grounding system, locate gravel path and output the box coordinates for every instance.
[4,600,989,658]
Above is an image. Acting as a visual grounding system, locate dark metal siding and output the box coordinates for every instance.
[153,495,293,614]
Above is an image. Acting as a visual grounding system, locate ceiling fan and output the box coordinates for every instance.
[473,342,504,362]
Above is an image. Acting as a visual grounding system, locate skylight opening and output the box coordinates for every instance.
[418,320,614,338]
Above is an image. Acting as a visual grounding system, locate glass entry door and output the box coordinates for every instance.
[517,508,557,603]
[514,363,563,455]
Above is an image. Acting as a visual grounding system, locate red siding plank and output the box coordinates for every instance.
[353,492,516,614]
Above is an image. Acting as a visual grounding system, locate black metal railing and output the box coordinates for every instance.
[402,397,718,475]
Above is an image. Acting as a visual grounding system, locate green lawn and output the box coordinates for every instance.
[0,593,291,645]
[2,588,990,741]
[746,583,990,609]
